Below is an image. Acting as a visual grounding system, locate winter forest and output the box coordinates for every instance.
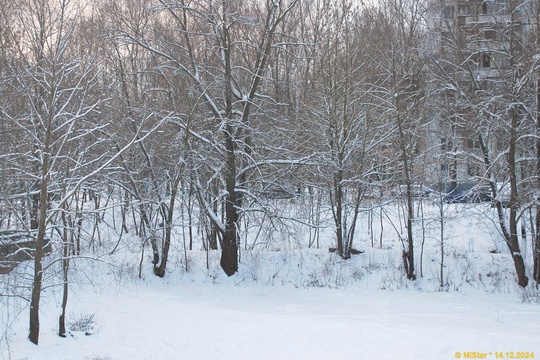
[1,0,540,358]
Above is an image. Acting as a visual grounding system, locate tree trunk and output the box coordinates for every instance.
[479,110,529,288]
[535,212,540,285]
[156,177,180,277]
[29,158,49,345]
[397,112,416,280]
[59,255,69,337]
[221,126,239,276]
[58,203,70,338]
[334,170,344,258]
[535,78,540,285]
[404,181,416,280]
[508,105,528,287]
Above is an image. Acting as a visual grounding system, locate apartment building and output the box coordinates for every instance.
[428,0,538,191]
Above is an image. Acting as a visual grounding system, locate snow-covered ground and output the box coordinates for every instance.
[3,247,540,360]
[5,276,540,360]
[2,202,540,359]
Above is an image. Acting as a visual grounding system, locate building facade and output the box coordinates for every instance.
[428,0,538,192]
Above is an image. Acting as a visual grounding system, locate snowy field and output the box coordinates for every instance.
[4,275,540,360]
[2,203,540,359]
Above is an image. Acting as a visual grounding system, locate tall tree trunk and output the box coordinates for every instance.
[58,197,71,338]
[156,176,180,277]
[535,78,540,285]
[334,169,344,257]
[397,112,416,280]
[29,154,49,345]
[508,105,528,287]
[58,242,69,337]
[221,126,239,276]
[479,116,528,288]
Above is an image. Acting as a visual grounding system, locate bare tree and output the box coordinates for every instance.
[0,0,155,343]
[363,0,428,280]
[428,0,539,287]
[305,1,391,258]
[116,0,299,276]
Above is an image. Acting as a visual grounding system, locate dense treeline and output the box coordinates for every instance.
[0,0,539,344]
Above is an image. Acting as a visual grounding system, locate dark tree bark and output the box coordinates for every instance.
[156,176,181,277]
[29,149,50,345]
[479,128,528,288]
[507,104,529,287]
[397,113,416,281]
[535,78,540,285]
[221,125,240,276]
